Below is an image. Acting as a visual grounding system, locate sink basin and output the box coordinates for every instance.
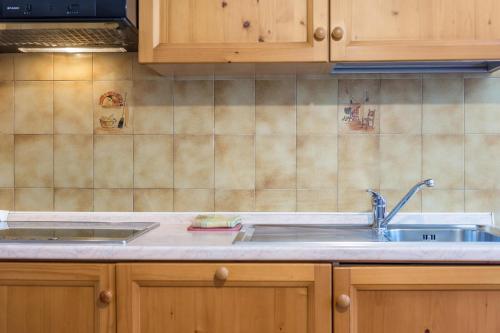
[234,224,500,243]
[0,221,159,244]
[385,224,500,242]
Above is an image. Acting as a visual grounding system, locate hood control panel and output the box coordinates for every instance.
[1,0,96,17]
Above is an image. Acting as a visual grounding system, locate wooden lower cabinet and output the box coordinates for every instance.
[117,263,332,333]
[334,266,500,333]
[0,262,115,333]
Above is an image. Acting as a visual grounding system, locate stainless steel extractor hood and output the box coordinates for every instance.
[0,0,137,52]
[331,61,500,74]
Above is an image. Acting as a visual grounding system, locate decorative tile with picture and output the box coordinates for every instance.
[339,79,380,134]
[94,81,133,134]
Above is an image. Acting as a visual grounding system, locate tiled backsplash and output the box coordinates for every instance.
[0,52,500,215]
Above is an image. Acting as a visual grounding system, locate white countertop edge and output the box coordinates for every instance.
[0,243,499,263]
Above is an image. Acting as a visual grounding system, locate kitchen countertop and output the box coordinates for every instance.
[0,212,499,263]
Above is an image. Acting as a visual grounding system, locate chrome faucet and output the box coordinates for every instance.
[367,179,435,233]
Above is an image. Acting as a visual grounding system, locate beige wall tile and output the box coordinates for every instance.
[338,135,379,190]
[93,81,133,134]
[174,135,214,188]
[465,78,500,134]
[94,135,133,188]
[297,78,338,135]
[380,79,422,134]
[93,53,132,80]
[15,188,53,211]
[54,189,93,211]
[174,189,214,212]
[423,78,464,134]
[297,189,337,212]
[338,189,373,212]
[255,190,296,212]
[465,135,500,189]
[174,80,214,135]
[256,135,296,189]
[256,79,296,135]
[14,54,53,80]
[0,189,14,210]
[54,135,93,188]
[215,80,255,135]
[338,79,380,134]
[380,135,421,189]
[422,190,464,212]
[134,135,173,188]
[0,135,14,188]
[15,135,53,187]
[132,80,173,134]
[134,189,173,212]
[215,190,255,212]
[0,81,14,134]
[382,190,421,212]
[297,135,337,189]
[0,55,13,81]
[54,81,93,134]
[423,135,464,189]
[465,190,500,219]
[15,81,53,134]
[215,135,255,189]
[94,189,133,212]
[53,54,92,81]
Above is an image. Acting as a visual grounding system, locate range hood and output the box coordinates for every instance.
[0,0,137,53]
[331,61,500,74]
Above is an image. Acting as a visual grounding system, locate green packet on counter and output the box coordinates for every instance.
[191,214,243,229]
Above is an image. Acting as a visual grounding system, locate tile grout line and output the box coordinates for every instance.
[52,54,55,211]
[12,54,16,211]
[172,78,176,212]
[295,75,298,212]
[421,77,424,212]
[91,53,95,212]
[462,75,466,211]
[212,78,215,212]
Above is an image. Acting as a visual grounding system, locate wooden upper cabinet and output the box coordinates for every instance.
[330,0,500,61]
[139,0,329,63]
[334,266,500,333]
[117,263,332,333]
[0,263,115,333]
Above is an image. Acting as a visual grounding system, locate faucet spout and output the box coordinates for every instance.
[368,179,434,233]
[381,179,434,228]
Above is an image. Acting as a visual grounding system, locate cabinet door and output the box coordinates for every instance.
[0,263,115,333]
[139,0,329,63]
[117,263,331,333]
[334,266,500,333]
[330,0,500,61]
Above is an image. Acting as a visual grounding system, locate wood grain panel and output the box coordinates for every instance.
[118,263,331,333]
[334,266,500,333]
[331,0,500,61]
[0,263,115,333]
[140,0,328,63]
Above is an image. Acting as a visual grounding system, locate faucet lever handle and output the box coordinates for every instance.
[366,189,386,205]
[366,189,381,198]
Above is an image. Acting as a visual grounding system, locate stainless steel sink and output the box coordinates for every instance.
[234,224,500,243]
[385,224,500,242]
[0,221,159,244]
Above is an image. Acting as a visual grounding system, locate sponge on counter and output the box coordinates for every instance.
[188,214,243,231]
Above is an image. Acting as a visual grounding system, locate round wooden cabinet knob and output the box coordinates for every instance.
[99,290,113,304]
[314,27,327,41]
[214,267,229,281]
[336,294,351,309]
[331,27,344,41]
